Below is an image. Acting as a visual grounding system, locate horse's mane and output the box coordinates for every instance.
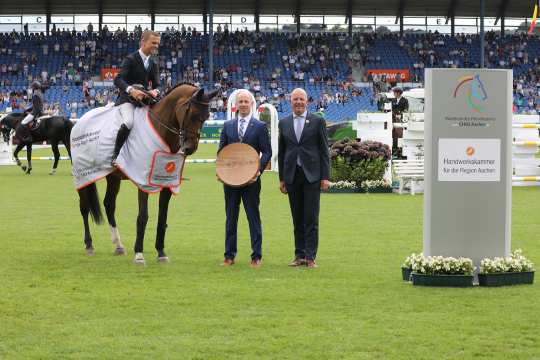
[164,82,197,97]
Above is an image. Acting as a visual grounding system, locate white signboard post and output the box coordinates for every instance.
[424,69,512,266]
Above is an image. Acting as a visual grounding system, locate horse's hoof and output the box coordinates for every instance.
[114,247,126,256]
[157,256,169,263]
[21,165,27,172]
[133,253,146,265]
[25,169,32,175]
[49,169,56,175]
[86,248,95,256]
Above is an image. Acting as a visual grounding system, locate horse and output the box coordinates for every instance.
[0,113,73,174]
[76,83,217,264]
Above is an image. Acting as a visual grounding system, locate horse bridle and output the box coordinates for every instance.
[147,90,209,150]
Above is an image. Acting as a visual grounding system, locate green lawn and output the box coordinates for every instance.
[1,147,540,359]
[18,142,220,160]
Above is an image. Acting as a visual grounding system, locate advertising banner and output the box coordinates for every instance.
[101,68,120,81]
[367,69,410,82]
[423,69,512,266]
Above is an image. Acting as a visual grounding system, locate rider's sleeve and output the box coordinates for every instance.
[114,55,133,94]
[31,95,43,116]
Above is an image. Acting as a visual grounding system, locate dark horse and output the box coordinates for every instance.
[0,113,73,174]
[77,84,217,264]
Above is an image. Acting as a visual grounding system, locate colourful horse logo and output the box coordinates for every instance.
[453,75,488,113]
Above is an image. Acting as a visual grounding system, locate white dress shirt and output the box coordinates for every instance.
[139,49,150,70]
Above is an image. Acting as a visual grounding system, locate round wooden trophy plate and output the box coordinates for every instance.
[216,143,260,187]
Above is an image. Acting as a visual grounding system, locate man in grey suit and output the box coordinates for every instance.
[278,88,330,268]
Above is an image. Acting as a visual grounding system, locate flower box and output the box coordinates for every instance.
[478,271,535,287]
[366,186,393,194]
[323,188,359,194]
[401,267,412,282]
[411,273,474,287]
[404,253,474,286]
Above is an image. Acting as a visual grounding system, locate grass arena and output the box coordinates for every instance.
[0,144,539,359]
[1,0,540,357]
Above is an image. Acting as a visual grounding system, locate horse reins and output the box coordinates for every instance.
[145,90,209,150]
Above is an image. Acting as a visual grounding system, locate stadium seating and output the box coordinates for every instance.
[0,31,538,119]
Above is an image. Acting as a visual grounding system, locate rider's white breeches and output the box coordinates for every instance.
[21,114,34,125]
[118,103,135,130]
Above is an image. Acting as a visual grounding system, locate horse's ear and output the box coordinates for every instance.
[208,89,219,100]
[192,88,204,101]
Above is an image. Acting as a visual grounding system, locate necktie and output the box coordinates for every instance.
[239,118,246,142]
[294,116,303,142]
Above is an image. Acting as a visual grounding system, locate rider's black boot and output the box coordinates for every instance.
[111,124,131,165]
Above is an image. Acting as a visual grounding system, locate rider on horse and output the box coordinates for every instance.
[16,81,44,143]
[111,30,161,165]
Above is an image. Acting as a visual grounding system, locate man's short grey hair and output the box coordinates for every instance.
[235,89,254,104]
[291,88,307,99]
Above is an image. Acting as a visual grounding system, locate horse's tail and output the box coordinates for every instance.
[79,183,103,224]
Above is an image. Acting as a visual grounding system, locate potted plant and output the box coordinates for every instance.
[401,253,423,281]
[329,138,391,192]
[362,179,393,193]
[411,255,475,287]
[478,249,535,287]
[324,180,360,193]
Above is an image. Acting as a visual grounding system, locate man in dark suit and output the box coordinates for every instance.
[278,88,330,268]
[391,87,409,157]
[218,90,272,268]
[111,30,161,164]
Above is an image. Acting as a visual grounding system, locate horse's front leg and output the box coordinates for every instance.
[25,144,32,174]
[156,188,172,262]
[133,189,149,265]
[104,175,126,255]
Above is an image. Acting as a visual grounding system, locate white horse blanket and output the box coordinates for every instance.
[71,105,185,194]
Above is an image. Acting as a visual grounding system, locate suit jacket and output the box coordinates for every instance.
[218,116,272,179]
[278,113,330,185]
[30,90,44,117]
[392,96,409,115]
[114,50,160,106]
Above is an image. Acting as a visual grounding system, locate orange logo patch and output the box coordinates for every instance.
[165,161,176,173]
[466,147,475,156]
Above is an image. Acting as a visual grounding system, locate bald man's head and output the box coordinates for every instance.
[236,90,253,118]
[290,88,308,116]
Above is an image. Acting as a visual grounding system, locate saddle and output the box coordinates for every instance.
[28,119,41,131]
